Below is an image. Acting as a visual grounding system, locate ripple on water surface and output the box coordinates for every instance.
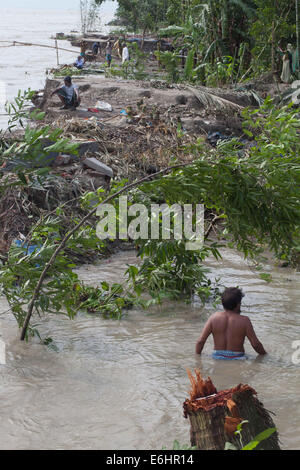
[0,248,299,449]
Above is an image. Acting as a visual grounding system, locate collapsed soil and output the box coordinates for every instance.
[32,75,265,181]
[35,74,292,179]
[0,73,292,257]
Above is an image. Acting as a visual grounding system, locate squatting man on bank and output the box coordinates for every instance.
[51,76,81,110]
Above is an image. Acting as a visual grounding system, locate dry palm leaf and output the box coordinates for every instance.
[187,86,243,112]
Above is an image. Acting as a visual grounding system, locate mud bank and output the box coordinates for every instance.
[38,72,294,137]
[1,73,292,259]
[39,76,263,135]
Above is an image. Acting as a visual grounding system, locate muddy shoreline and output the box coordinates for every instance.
[0,62,294,261]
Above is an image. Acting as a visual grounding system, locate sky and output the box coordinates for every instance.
[0,0,117,12]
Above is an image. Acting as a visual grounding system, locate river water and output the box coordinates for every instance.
[0,248,299,450]
[1,4,299,452]
[0,5,116,129]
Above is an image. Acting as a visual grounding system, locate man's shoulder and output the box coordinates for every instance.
[210,311,224,320]
[240,314,250,320]
[239,314,251,325]
[212,312,250,322]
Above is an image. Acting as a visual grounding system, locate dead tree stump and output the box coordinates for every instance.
[183,370,280,450]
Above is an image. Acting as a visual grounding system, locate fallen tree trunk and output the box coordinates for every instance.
[183,370,280,450]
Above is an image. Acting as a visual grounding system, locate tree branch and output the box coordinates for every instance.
[20,162,192,341]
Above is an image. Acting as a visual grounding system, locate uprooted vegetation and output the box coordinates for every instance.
[1,77,300,341]
[31,75,268,182]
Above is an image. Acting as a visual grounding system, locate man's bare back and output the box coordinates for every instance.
[195,288,267,358]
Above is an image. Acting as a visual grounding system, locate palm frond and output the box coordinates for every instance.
[159,25,185,37]
[186,86,244,112]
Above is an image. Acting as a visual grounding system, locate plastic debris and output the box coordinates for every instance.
[14,237,41,266]
[14,239,41,256]
[207,132,232,147]
[95,101,113,112]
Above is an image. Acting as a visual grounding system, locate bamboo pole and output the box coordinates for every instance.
[0,40,79,55]
[239,3,293,82]
[271,1,277,74]
[296,0,300,78]
[55,39,59,66]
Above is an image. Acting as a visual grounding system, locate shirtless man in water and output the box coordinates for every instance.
[195,287,267,360]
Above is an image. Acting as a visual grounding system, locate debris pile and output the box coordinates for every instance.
[46,107,198,180]
[0,151,112,257]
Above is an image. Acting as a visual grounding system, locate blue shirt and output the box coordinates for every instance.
[75,57,84,68]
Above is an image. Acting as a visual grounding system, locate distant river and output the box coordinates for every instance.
[0,5,115,129]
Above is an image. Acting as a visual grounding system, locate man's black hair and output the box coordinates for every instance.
[221,287,244,311]
[64,76,72,83]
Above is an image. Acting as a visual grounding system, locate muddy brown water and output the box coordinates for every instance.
[0,249,299,450]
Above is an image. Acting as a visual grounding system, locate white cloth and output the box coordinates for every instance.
[122,46,129,64]
[281,54,291,84]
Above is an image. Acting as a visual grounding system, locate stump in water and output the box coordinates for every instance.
[183,370,280,450]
